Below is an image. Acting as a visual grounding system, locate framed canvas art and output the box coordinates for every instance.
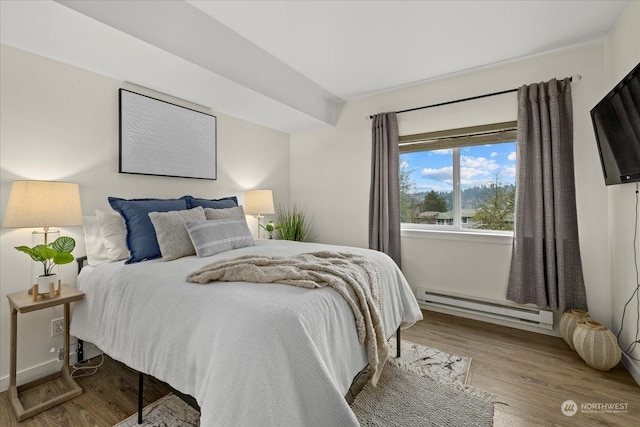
[119,89,217,180]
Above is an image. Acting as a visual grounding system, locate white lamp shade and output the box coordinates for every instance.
[245,189,275,215]
[2,180,83,228]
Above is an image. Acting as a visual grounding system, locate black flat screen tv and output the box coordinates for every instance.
[591,62,640,186]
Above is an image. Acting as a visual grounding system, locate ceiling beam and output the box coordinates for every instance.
[56,0,342,127]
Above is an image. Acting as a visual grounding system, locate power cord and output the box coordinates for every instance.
[71,353,105,378]
[49,334,105,378]
[617,182,640,361]
[50,336,80,360]
[49,333,62,357]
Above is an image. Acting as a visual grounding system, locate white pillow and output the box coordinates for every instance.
[96,209,129,262]
[83,216,108,266]
[186,217,255,258]
[149,207,206,261]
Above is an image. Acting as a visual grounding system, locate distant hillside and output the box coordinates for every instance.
[408,184,515,209]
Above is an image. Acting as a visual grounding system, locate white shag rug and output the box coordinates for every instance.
[351,358,494,426]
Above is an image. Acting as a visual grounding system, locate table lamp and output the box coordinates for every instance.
[245,189,275,239]
[2,180,83,296]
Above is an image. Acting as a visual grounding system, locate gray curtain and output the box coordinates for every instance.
[369,112,401,267]
[507,78,588,312]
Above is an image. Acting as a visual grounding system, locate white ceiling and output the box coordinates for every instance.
[0,0,630,133]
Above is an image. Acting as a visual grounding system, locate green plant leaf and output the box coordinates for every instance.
[15,236,76,271]
[37,246,58,259]
[52,236,75,253]
[274,202,315,242]
[15,245,43,262]
[53,253,74,265]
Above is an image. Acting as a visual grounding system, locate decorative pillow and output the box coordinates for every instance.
[83,216,108,266]
[186,217,255,258]
[96,210,129,262]
[203,205,245,220]
[108,197,188,264]
[149,207,206,261]
[182,195,238,209]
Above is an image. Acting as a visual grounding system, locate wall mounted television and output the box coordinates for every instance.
[591,62,640,186]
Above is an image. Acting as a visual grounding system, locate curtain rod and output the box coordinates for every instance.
[368,75,581,119]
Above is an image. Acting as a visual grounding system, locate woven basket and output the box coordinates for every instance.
[573,320,621,371]
[559,309,590,350]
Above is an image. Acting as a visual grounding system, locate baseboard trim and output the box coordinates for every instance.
[0,359,61,392]
[0,339,104,393]
[621,353,640,386]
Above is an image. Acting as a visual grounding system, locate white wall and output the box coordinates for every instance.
[604,0,640,382]
[291,42,611,328]
[0,45,290,390]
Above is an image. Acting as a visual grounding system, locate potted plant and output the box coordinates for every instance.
[260,220,276,239]
[15,236,76,290]
[274,203,315,242]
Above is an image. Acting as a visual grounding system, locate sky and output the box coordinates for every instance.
[400,141,517,193]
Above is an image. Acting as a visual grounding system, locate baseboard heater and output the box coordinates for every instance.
[416,288,554,330]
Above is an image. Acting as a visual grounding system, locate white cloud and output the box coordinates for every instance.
[420,166,452,181]
[409,148,517,191]
[459,156,518,187]
[461,155,500,172]
[503,165,516,178]
[460,167,486,180]
[430,148,452,155]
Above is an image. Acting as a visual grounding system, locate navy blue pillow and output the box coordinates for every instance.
[108,197,187,264]
[182,195,238,209]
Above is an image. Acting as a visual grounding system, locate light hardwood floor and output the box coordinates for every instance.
[404,311,638,427]
[1,309,638,426]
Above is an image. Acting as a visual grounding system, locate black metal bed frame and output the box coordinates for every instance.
[76,256,402,424]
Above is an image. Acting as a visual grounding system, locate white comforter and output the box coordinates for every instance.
[71,240,423,426]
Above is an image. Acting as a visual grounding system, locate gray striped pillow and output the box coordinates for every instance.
[186,217,255,257]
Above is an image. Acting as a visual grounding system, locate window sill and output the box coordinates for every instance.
[401,227,513,245]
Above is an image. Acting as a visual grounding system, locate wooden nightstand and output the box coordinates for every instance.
[7,284,85,421]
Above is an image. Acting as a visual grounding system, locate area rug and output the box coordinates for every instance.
[114,340,492,427]
[351,359,494,426]
[389,337,472,385]
[114,393,200,427]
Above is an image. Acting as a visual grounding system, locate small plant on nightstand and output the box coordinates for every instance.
[15,236,76,276]
[260,220,276,239]
[15,236,76,295]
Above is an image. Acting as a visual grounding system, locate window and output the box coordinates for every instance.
[399,121,517,232]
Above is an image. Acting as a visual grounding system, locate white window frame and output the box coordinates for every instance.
[399,121,517,240]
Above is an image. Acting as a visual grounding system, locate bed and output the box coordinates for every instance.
[71,198,423,426]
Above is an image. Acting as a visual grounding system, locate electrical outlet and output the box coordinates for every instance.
[51,318,64,337]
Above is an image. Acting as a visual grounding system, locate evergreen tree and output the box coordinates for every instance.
[422,190,448,212]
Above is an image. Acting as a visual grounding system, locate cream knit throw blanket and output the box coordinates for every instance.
[186,251,388,386]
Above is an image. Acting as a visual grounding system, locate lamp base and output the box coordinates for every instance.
[255,214,264,239]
